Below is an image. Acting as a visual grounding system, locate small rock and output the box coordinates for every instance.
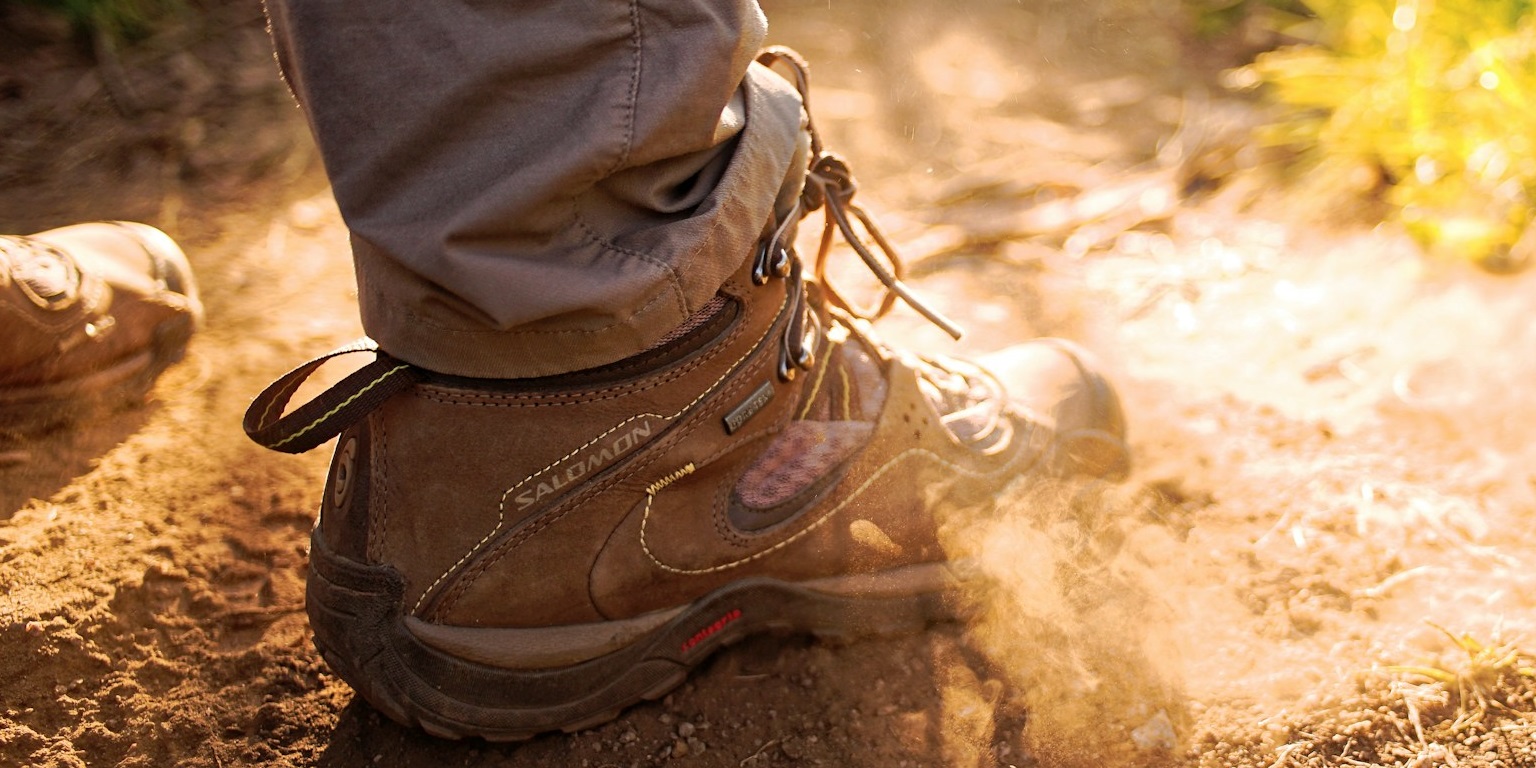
[781,736,804,760]
[672,740,689,758]
[677,721,695,738]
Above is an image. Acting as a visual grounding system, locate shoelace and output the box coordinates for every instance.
[248,47,1006,455]
[756,47,965,387]
[755,47,1005,445]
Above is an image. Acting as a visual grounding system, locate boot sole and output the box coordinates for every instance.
[306,529,956,741]
[0,314,194,437]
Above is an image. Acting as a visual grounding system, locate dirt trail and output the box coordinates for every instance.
[2,1,1534,767]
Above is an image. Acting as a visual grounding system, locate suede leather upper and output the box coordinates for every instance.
[318,251,1063,629]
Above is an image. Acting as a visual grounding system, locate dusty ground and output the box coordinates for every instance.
[2,1,1534,766]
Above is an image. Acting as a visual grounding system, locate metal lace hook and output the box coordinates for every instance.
[776,257,817,381]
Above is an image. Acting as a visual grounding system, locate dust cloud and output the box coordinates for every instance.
[936,478,1192,768]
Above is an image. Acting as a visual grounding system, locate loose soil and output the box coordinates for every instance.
[2,1,1533,767]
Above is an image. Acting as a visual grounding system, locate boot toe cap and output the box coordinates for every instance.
[983,338,1130,480]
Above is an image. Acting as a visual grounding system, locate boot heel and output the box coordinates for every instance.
[305,529,691,740]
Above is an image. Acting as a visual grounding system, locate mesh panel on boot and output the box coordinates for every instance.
[736,420,874,508]
[734,335,886,508]
[734,324,1012,509]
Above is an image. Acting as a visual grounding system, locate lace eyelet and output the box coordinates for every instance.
[770,247,792,278]
[776,354,797,382]
[751,243,772,286]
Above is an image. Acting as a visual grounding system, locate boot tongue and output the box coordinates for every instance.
[909,354,1008,449]
[798,324,1005,449]
[791,326,887,424]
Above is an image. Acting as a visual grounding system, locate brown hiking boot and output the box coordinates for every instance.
[0,222,201,436]
[244,49,1129,741]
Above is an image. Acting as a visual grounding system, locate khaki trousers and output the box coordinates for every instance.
[266,0,806,378]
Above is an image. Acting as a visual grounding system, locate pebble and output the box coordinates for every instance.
[780,737,804,760]
[677,721,695,738]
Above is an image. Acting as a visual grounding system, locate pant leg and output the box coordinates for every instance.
[265,0,806,378]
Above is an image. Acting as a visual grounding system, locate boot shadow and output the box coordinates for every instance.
[0,403,155,520]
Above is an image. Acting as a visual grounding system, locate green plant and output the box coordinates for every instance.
[1386,623,1535,732]
[7,0,183,39]
[1244,0,1536,267]
[1185,0,1308,40]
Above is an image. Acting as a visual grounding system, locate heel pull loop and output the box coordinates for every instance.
[244,338,422,454]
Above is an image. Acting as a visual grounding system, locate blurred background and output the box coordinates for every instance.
[2,2,1534,767]
[6,0,1536,266]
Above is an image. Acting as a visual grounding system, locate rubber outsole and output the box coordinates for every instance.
[0,316,194,437]
[306,529,955,741]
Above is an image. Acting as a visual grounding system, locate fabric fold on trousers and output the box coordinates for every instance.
[267,0,806,378]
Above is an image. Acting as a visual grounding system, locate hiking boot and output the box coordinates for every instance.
[0,221,202,436]
[244,48,1129,741]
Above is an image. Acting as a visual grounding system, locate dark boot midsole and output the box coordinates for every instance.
[404,562,956,670]
[306,529,955,736]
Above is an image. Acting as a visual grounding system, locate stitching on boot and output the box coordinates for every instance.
[368,412,388,564]
[838,366,852,420]
[268,364,410,450]
[258,374,307,429]
[436,347,775,619]
[414,303,749,406]
[409,410,668,614]
[425,343,767,615]
[795,346,833,420]
[638,444,1028,576]
[419,288,786,618]
[712,481,750,548]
